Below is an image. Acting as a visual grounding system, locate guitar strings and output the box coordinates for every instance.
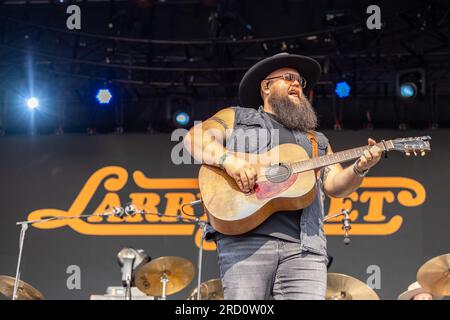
[231,140,427,187]
[254,155,359,184]
[253,147,375,182]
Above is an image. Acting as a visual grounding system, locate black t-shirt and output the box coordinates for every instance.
[247,112,302,243]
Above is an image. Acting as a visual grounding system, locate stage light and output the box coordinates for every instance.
[96,89,112,105]
[26,97,39,109]
[335,81,351,98]
[399,82,417,99]
[153,95,194,131]
[174,111,190,126]
[396,68,425,102]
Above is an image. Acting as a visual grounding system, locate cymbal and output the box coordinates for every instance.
[187,279,223,300]
[326,273,379,300]
[0,276,44,300]
[417,253,450,296]
[135,256,195,296]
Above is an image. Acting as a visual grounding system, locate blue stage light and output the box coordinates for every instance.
[335,81,351,98]
[26,97,39,109]
[96,89,113,104]
[174,111,190,126]
[399,82,417,99]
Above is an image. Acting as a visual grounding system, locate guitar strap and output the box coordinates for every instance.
[307,131,320,178]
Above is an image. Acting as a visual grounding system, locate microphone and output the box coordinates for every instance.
[324,209,352,245]
[113,206,125,219]
[117,247,151,300]
[341,210,351,245]
[117,248,136,300]
[111,205,139,220]
[124,204,138,217]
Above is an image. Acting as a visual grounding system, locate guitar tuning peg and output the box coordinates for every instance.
[413,151,417,156]
[421,151,426,156]
[405,152,411,156]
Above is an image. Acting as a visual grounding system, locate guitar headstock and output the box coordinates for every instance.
[391,136,431,157]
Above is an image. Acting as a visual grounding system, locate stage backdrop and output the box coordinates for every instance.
[0,130,449,300]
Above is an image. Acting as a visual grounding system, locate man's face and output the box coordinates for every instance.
[412,292,434,300]
[263,67,304,106]
[261,67,317,131]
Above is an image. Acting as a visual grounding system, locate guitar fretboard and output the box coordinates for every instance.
[291,141,394,173]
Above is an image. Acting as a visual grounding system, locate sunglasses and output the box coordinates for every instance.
[264,73,307,88]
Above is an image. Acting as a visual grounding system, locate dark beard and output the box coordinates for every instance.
[268,91,318,131]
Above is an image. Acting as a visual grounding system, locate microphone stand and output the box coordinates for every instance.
[13,210,120,300]
[13,204,207,301]
[135,202,207,301]
[195,220,207,300]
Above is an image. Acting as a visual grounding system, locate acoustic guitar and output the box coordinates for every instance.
[198,136,431,235]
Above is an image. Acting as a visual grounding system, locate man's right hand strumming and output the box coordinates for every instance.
[222,152,258,193]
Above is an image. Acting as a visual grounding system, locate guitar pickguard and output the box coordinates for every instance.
[254,173,298,200]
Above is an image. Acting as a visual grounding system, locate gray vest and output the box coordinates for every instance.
[204,106,329,256]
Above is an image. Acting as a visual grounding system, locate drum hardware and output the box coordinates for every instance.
[326,273,380,300]
[125,201,206,300]
[182,199,207,301]
[417,253,450,297]
[118,201,206,300]
[160,273,169,300]
[0,275,43,300]
[135,256,195,299]
[90,286,154,300]
[187,279,223,300]
[195,219,207,300]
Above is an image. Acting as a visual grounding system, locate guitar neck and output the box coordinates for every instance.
[291,140,395,173]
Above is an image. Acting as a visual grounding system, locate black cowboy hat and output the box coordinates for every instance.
[239,52,321,108]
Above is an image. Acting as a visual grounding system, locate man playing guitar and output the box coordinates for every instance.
[184,53,382,300]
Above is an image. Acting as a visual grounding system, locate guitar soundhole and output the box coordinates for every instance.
[265,163,292,183]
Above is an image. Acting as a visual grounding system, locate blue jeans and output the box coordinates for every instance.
[215,234,328,300]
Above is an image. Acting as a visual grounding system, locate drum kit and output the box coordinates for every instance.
[6,204,214,300]
[90,253,223,300]
[0,255,222,300]
[2,253,449,300]
[2,205,449,300]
